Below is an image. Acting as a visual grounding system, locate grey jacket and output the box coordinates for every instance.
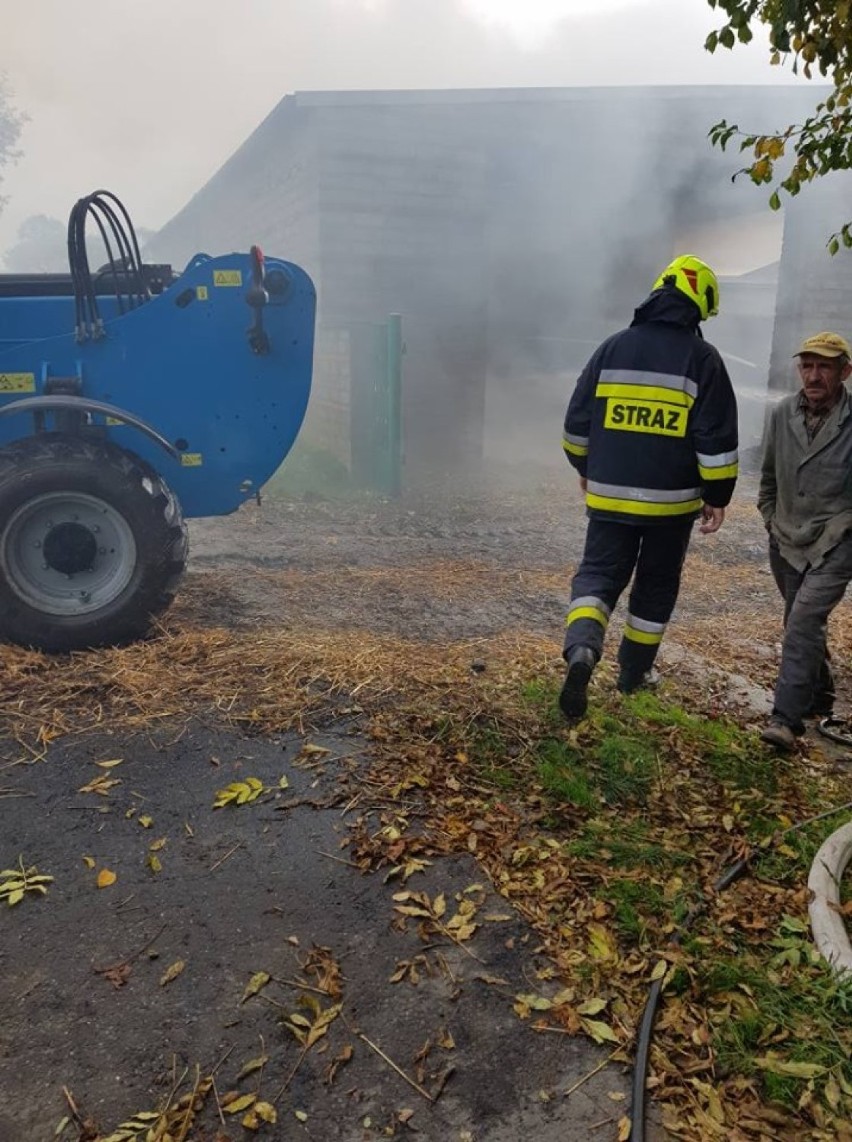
[758,387,852,570]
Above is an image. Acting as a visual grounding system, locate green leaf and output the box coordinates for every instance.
[581,1018,620,1044]
[237,1054,269,1080]
[241,970,271,1003]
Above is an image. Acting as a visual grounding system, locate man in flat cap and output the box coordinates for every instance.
[759,331,852,750]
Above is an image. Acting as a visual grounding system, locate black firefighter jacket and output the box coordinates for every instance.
[562,286,739,525]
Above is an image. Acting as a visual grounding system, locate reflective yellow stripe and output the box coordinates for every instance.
[624,626,663,645]
[565,606,609,628]
[562,439,589,457]
[595,383,694,408]
[698,463,738,480]
[586,493,702,517]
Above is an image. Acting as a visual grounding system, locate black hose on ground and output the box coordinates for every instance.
[628,857,750,1142]
[627,800,852,1142]
[816,716,852,748]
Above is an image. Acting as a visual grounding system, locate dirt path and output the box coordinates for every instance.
[183,469,852,726]
[2,720,643,1142]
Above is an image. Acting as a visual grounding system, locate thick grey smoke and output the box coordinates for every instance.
[0,0,795,251]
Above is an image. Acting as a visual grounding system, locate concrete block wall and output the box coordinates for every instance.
[770,174,852,394]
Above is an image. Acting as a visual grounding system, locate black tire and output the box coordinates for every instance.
[0,433,188,652]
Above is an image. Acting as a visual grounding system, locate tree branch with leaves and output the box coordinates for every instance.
[706,0,852,252]
[0,73,24,217]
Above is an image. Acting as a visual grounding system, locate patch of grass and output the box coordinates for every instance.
[565,819,692,873]
[702,922,852,1111]
[520,676,564,730]
[758,826,824,884]
[519,676,556,708]
[594,730,656,805]
[608,877,666,941]
[625,690,777,794]
[532,709,657,809]
[479,763,519,792]
[535,738,597,809]
[465,720,524,794]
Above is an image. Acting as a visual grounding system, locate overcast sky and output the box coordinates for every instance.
[0,0,807,258]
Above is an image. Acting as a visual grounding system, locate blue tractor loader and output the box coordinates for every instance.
[0,191,316,652]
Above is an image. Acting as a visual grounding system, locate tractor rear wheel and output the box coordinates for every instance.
[0,434,188,652]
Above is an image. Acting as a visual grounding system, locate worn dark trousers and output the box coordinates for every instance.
[563,518,693,676]
[769,536,852,730]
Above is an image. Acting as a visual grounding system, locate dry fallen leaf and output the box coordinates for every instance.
[241,971,271,1003]
[78,775,121,796]
[160,959,185,987]
[213,778,264,808]
[223,1093,256,1115]
[96,868,117,889]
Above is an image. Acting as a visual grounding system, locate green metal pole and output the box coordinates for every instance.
[386,314,402,496]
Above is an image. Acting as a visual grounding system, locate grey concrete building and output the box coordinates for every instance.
[150,85,850,484]
[771,174,852,393]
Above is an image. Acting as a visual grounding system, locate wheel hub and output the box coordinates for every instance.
[1,491,137,616]
[42,521,98,576]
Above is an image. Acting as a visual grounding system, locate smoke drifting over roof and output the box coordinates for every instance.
[1,0,800,252]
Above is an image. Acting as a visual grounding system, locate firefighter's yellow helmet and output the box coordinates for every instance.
[653,254,719,321]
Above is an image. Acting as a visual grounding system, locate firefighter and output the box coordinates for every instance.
[559,254,739,719]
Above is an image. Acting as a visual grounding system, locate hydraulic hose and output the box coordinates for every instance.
[66,190,150,339]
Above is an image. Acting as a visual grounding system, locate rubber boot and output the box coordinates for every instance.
[559,646,596,720]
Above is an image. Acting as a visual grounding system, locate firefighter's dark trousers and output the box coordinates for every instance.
[563,518,693,676]
[769,536,852,731]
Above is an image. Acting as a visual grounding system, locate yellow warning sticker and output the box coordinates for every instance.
[180,453,203,467]
[196,286,209,300]
[213,270,242,287]
[0,372,35,393]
